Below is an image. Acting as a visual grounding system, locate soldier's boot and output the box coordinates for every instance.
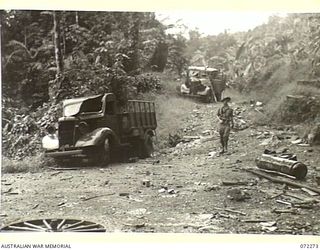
[224,137,229,152]
[220,137,225,153]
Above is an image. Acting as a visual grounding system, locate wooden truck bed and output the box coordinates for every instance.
[126,100,157,129]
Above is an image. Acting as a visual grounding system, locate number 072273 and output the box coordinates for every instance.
[300,244,319,249]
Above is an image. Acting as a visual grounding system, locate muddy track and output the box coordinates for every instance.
[1,100,320,234]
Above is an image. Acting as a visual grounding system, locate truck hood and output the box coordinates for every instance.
[63,94,103,117]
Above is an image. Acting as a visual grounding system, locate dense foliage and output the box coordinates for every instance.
[2,11,320,160]
[1,10,188,159]
[184,14,320,91]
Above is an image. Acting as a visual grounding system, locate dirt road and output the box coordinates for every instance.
[1,99,320,234]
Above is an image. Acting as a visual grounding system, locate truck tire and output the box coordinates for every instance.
[205,90,214,103]
[215,91,222,102]
[140,133,154,158]
[96,138,111,166]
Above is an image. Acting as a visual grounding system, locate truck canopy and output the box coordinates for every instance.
[62,93,115,117]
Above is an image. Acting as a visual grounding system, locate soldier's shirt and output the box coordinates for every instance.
[217,106,233,126]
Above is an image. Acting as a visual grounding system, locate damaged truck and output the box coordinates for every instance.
[178,66,227,103]
[42,93,157,166]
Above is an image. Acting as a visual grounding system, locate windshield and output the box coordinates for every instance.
[63,95,103,117]
[190,70,207,78]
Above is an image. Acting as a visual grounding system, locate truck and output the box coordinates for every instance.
[178,66,227,102]
[42,93,157,166]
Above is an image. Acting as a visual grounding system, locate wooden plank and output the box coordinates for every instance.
[246,169,320,194]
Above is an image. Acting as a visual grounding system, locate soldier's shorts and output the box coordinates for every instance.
[219,124,231,138]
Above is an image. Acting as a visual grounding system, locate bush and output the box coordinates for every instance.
[2,154,48,173]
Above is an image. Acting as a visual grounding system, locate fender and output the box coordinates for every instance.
[75,127,119,147]
[197,86,211,96]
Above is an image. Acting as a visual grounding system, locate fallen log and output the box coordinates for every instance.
[255,154,307,180]
[246,169,320,195]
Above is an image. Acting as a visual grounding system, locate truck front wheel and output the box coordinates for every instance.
[96,138,111,166]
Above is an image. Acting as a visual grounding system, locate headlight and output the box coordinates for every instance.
[46,125,56,135]
[42,134,59,150]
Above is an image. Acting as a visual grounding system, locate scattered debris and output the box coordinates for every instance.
[119,192,130,197]
[227,188,251,201]
[49,167,79,171]
[222,180,249,186]
[198,225,219,232]
[212,207,246,216]
[129,196,143,202]
[142,179,151,187]
[204,184,220,192]
[50,171,62,176]
[272,208,299,214]
[242,219,268,223]
[162,165,173,168]
[276,199,292,206]
[256,101,263,106]
[301,188,319,196]
[201,130,211,136]
[233,117,249,131]
[102,180,109,186]
[2,187,13,194]
[158,188,167,193]
[182,136,200,141]
[128,208,147,217]
[2,187,20,195]
[259,136,280,146]
[57,202,66,207]
[122,221,145,229]
[281,192,306,201]
[3,182,13,186]
[32,204,39,209]
[291,138,303,144]
[216,212,237,219]
[208,151,218,158]
[60,176,73,181]
[246,169,320,195]
[260,189,283,199]
[260,221,277,232]
[81,193,115,201]
[168,189,177,194]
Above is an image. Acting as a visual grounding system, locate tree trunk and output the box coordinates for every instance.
[128,12,141,72]
[53,11,63,77]
[75,11,79,27]
[49,11,64,101]
[24,27,27,47]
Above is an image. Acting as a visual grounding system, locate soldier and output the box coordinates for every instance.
[217,97,234,154]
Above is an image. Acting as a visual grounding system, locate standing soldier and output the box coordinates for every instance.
[217,97,234,154]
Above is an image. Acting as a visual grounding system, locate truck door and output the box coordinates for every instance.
[103,100,119,135]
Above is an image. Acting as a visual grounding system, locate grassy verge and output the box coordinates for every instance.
[2,154,48,174]
[141,73,198,149]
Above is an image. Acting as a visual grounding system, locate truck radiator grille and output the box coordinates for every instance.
[58,121,76,146]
